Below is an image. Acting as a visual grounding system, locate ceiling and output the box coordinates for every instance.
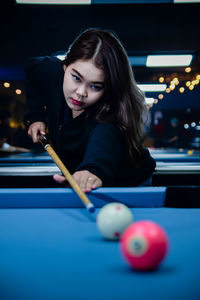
[0,0,200,111]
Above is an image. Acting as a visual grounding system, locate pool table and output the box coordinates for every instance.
[0,187,200,300]
[1,149,200,187]
[150,148,200,162]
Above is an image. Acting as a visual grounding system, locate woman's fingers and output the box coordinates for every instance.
[53,171,102,192]
[28,122,46,143]
[73,170,102,192]
[53,174,67,185]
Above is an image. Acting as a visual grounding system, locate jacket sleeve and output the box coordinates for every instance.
[24,56,52,127]
[76,123,124,185]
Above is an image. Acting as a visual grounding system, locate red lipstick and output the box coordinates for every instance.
[71,98,83,106]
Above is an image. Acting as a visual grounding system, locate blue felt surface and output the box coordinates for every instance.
[154,156,200,162]
[0,152,52,163]
[0,207,200,300]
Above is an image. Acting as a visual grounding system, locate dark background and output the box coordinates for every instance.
[0,0,200,148]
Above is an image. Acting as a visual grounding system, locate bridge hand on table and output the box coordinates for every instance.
[53,170,102,192]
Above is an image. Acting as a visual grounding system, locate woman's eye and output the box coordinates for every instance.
[91,85,102,91]
[72,74,80,82]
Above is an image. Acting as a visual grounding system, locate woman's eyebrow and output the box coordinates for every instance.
[72,68,104,85]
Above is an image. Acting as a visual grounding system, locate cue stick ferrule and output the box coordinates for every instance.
[44,144,51,149]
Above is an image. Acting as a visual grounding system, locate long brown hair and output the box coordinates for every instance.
[63,28,147,161]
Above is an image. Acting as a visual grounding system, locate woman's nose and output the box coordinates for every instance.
[76,84,87,98]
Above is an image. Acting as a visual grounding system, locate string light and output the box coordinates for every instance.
[192,80,196,85]
[185,67,191,73]
[3,82,10,88]
[158,76,164,83]
[193,79,199,85]
[179,87,185,93]
[171,77,179,85]
[157,71,200,95]
[174,80,179,86]
[15,89,22,95]
[9,120,19,128]
[169,84,175,90]
[196,74,200,80]
[145,58,199,96]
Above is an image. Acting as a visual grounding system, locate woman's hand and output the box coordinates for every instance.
[28,121,46,143]
[53,170,102,192]
[73,170,102,192]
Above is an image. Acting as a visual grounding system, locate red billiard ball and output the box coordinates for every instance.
[120,220,169,271]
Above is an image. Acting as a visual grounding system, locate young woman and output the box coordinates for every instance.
[25,28,156,192]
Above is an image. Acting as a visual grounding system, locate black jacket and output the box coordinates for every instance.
[25,56,156,186]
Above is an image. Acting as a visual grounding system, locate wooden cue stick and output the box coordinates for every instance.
[42,141,95,212]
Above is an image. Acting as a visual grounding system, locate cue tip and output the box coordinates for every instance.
[87,203,95,213]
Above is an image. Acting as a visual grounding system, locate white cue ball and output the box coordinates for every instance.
[96,202,134,240]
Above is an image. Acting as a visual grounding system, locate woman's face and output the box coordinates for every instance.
[63,59,105,118]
